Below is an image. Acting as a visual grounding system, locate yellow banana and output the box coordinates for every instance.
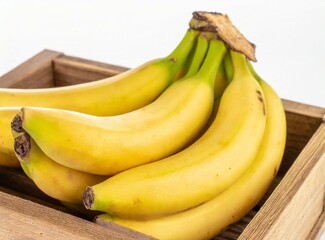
[94,67,286,240]
[0,150,19,167]
[14,35,224,176]
[13,131,107,204]
[82,50,266,219]
[0,29,198,116]
[0,107,20,167]
[214,62,228,98]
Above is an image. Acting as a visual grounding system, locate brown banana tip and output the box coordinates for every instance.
[11,113,24,133]
[14,132,31,160]
[83,186,95,209]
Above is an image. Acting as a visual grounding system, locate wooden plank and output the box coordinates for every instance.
[0,49,63,88]
[280,99,325,175]
[308,207,325,240]
[282,99,325,119]
[0,190,155,240]
[239,124,325,240]
[52,55,129,86]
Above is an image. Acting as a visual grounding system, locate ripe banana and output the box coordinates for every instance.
[214,62,228,98]
[0,29,198,116]
[82,50,267,219]
[13,35,225,176]
[13,131,107,204]
[0,150,19,167]
[0,107,20,167]
[94,68,286,240]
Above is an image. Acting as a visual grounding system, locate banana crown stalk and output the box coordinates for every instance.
[182,33,209,79]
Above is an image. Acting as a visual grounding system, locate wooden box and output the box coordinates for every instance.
[1,50,324,240]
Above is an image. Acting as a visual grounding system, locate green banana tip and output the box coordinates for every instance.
[83,186,95,210]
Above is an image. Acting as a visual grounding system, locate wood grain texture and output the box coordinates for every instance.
[53,55,129,86]
[0,191,155,240]
[280,99,325,176]
[239,124,325,240]
[308,207,325,240]
[0,49,62,88]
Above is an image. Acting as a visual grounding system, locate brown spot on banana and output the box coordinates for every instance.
[169,57,176,63]
[256,90,266,116]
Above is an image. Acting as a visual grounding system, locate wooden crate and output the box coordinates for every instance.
[0,50,324,240]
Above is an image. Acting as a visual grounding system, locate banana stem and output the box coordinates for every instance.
[230,50,252,79]
[195,39,227,87]
[223,52,234,83]
[183,34,208,79]
[167,29,200,77]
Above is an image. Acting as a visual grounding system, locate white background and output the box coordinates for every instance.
[0,0,324,109]
[0,0,324,238]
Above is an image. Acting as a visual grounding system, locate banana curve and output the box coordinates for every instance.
[0,30,199,116]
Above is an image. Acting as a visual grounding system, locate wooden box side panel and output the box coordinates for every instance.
[308,208,325,240]
[239,123,325,240]
[0,50,63,88]
[279,100,325,176]
[0,190,154,240]
[52,55,129,86]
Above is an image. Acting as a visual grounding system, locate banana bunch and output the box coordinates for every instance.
[6,11,286,240]
[0,25,200,167]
